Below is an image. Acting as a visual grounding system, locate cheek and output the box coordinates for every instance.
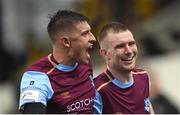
[113,50,123,58]
[107,50,121,60]
[114,55,121,63]
[73,42,84,50]
[71,45,82,57]
[133,46,138,53]
[110,52,120,62]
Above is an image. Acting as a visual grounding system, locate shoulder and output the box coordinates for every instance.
[19,55,55,109]
[77,62,93,72]
[19,70,54,110]
[133,68,148,76]
[26,55,54,73]
[132,68,149,80]
[93,72,111,91]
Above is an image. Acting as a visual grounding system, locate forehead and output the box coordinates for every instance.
[106,30,135,44]
[74,21,91,32]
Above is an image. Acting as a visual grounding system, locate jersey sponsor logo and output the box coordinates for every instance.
[144,97,150,112]
[67,97,93,112]
[21,90,40,102]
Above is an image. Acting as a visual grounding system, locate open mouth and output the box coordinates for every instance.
[86,45,93,58]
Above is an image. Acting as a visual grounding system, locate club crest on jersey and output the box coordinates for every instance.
[144,97,150,112]
[60,91,71,99]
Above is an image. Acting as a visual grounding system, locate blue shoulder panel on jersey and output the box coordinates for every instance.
[112,78,134,89]
[19,71,54,109]
[93,91,103,114]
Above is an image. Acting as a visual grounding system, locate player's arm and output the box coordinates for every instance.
[22,102,46,114]
[19,71,54,113]
[93,91,103,114]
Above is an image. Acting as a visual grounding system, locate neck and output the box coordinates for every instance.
[107,66,133,83]
[52,45,76,66]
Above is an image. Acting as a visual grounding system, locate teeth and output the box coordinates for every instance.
[123,58,133,61]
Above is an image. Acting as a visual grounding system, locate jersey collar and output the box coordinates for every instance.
[105,69,134,89]
[48,54,78,72]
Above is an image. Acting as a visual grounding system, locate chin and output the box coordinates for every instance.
[79,59,89,65]
[123,68,133,72]
[84,59,90,64]
[124,65,135,71]
[82,61,89,65]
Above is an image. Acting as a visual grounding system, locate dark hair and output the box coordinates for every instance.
[98,22,128,43]
[47,10,89,41]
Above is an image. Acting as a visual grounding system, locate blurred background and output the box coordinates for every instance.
[0,0,180,113]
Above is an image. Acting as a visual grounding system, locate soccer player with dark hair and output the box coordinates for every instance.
[93,22,154,114]
[19,10,96,114]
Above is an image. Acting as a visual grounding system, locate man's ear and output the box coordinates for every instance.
[100,48,111,60]
[59,36,71,48]
[100,48,107,57]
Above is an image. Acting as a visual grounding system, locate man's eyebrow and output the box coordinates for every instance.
[81,29,90,35]
[114,43,124,49]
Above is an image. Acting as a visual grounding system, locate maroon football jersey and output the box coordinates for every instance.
[23,54,95,113]
[94,69,151,114]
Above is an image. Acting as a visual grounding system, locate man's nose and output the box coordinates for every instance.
[90,33,96,43]
[124,45,132,54]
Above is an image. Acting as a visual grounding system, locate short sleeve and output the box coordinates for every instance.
[93,91,103,114]
[19,71,54,110]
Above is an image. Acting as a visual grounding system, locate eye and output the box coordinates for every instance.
[81,30,90,36]
[129,41,136,46]
[114,44,125,49]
